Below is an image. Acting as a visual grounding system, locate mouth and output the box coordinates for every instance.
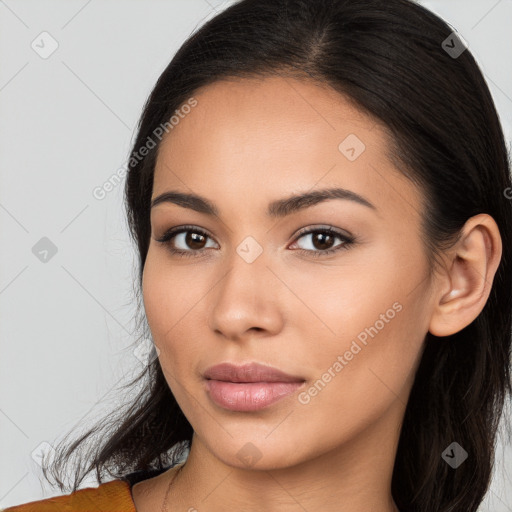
[203,362,306,411]
[203,361,305,383]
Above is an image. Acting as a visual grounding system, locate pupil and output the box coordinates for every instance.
[314,233,333,250]
[187,232,205,249]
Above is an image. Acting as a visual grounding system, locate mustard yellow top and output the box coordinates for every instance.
[1,479,137,512]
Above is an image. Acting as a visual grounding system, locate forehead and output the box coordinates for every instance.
[159,75,378,151]
[152,76,423,223]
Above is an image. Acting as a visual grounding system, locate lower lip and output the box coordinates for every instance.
[204,379,305,411]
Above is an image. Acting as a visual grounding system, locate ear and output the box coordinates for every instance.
[428,214,502,337]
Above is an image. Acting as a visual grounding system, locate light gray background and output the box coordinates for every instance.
[1,0,511,509]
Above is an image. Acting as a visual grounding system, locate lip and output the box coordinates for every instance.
[203,362,306,412]
[203,362,305,383]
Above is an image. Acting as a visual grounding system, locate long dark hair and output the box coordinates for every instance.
[42,1,512,510]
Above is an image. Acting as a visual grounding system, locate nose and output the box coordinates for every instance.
[208,247,284,342]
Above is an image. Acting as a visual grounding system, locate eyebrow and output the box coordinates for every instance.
[150,187,377,217]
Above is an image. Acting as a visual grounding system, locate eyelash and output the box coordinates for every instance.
[155,224,356,259]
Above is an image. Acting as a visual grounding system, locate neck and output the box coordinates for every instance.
[168,416,402,512]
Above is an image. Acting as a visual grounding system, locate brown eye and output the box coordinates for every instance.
[310,232,336,250]
[290,227,355,258]
[186,231,208,250]
[155,225,218,258]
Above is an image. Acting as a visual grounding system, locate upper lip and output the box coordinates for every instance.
[203,362,305,383]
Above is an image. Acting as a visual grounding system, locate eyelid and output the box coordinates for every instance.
[156,224,352,242]
[155,223,356,257]
[155,224,216,246]
[292,224,353,240]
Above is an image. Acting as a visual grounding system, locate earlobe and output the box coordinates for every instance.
[428,214,502,337]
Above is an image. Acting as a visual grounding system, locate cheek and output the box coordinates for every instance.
[141,250,207,351]
[141,250,185,341]
[142,255,186,385]
[287,253,422,372]
[142,252,166,330]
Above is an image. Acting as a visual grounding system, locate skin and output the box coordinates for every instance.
[131,76,502,512]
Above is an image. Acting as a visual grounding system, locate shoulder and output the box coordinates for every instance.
[0,478,135,512]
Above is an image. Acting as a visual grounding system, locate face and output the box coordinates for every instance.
[142,75,434,470]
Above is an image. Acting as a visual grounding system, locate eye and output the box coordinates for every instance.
[289,226,355,258]
[154,224,356,259]
[155,225,218,258]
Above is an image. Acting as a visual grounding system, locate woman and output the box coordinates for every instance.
[4,0,511,511]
